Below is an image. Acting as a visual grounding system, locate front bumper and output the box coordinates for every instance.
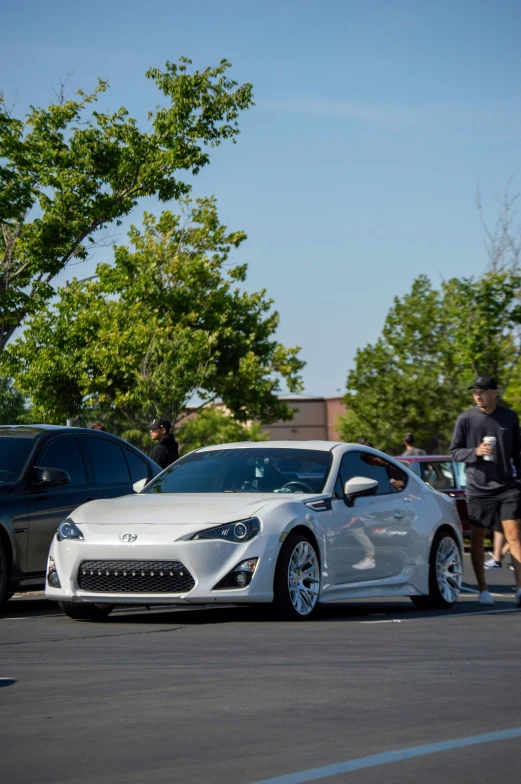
[45,533,281,605]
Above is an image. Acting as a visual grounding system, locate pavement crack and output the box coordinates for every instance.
[0,625,185,646]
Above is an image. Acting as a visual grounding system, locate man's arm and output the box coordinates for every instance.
[450,414,478,464]
[512,414,521,477]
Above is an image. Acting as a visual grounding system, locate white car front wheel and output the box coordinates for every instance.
[274,533,320,620]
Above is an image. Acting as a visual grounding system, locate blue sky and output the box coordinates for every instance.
[2,0,521,395]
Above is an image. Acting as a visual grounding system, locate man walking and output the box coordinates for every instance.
[401,433,426,456]
[148,417,179,470]
[450,375,521,607]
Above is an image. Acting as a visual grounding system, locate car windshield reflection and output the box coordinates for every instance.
[143,448,333,494]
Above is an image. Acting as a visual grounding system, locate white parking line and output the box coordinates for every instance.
[361,607,520,624]
[250,726,521,784]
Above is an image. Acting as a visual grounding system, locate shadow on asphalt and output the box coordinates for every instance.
[2,588,518,626]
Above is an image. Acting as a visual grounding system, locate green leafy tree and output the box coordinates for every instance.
[0,376,26,424]
[0,58,253,354]
[176,407,268,455]
[5,197,304,427]
[339,271,521,454]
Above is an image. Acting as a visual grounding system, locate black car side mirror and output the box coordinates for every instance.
[33,466,71,487]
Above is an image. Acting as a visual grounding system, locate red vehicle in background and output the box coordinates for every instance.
[397,455,470,536]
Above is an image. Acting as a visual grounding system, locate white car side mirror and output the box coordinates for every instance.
[344,476,378,507]
[133,478,147,493]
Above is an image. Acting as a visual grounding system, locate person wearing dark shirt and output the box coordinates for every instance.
[450,375,521,608]
[148,417,179,470]
[401,433,426,457]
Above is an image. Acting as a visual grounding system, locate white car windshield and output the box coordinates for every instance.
[144,447,333,494]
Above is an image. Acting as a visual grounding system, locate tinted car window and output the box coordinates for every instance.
[420,461,456,490]
[124,448,150,483]
[339,452,407,495]
[40,438,87,486]
[83,438,131,485]
[144,448,332,494]
[0,437,35,484]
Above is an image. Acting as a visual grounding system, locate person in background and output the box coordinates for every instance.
[148,417,179,469]
[450,374,521,608]
[90,421,106,431]
[401,433,426,456]
[358,437,375,448]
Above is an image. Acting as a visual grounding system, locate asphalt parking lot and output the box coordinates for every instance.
[1,554,520,784]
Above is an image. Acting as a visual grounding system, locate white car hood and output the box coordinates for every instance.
[73,493,275,528]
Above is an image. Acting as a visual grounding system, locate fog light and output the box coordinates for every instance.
[213,558,259,590]
[47,556,61,588]
[47,571,61,587]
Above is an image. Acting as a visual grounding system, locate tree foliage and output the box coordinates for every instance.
[0,57,253,353]
[176,407,268,456]
[0,376,26,424]
[5,197,304,426]
[339,271,521,454]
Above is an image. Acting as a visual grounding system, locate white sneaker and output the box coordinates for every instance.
[484,558,502,569]
[515,589,521,608]
[478,590,495,606]
[353,557,376,570]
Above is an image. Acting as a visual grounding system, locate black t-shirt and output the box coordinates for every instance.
[450,405,521,496]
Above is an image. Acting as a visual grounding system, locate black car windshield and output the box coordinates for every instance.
[144,448,333,494]
[0,437,35,484]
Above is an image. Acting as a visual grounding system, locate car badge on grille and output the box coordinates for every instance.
[121,533,138,543]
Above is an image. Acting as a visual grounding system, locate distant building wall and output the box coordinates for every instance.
[261,396,346,442]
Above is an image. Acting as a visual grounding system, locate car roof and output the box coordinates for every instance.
[0,425,150,453]
[0,424,118,437]
[196,441,406,457]
[197,440,345,453]
[397,455,452,462]
[0,425,67,438]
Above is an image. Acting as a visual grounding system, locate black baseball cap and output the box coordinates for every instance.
[148,417,171,431]
[468,375,498,390]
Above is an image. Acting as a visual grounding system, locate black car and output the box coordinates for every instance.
[0,425,161,605]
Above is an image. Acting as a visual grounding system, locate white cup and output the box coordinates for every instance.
[483,436,496,461]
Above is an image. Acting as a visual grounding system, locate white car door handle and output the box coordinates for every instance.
[393,511,406,519]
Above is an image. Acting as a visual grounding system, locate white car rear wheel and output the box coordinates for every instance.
[411,530,462,610]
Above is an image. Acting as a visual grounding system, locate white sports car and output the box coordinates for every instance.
[45,441,463,621]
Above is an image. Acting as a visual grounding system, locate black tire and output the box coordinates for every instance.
[273,532,320,620]
[59,601,114,621]
[411,530,462,610]
[0,538,11,608]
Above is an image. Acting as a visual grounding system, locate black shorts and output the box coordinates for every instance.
[467,484,521,530]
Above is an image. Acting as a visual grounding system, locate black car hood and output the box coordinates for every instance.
[0,484,15,497]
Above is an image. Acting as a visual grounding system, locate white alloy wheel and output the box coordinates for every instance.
[411,530,462,610]
[435,535,463,604]
[287,540,320,617]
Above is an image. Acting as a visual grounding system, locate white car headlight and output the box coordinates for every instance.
[57,519,84,541]
[191,518,261,543]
